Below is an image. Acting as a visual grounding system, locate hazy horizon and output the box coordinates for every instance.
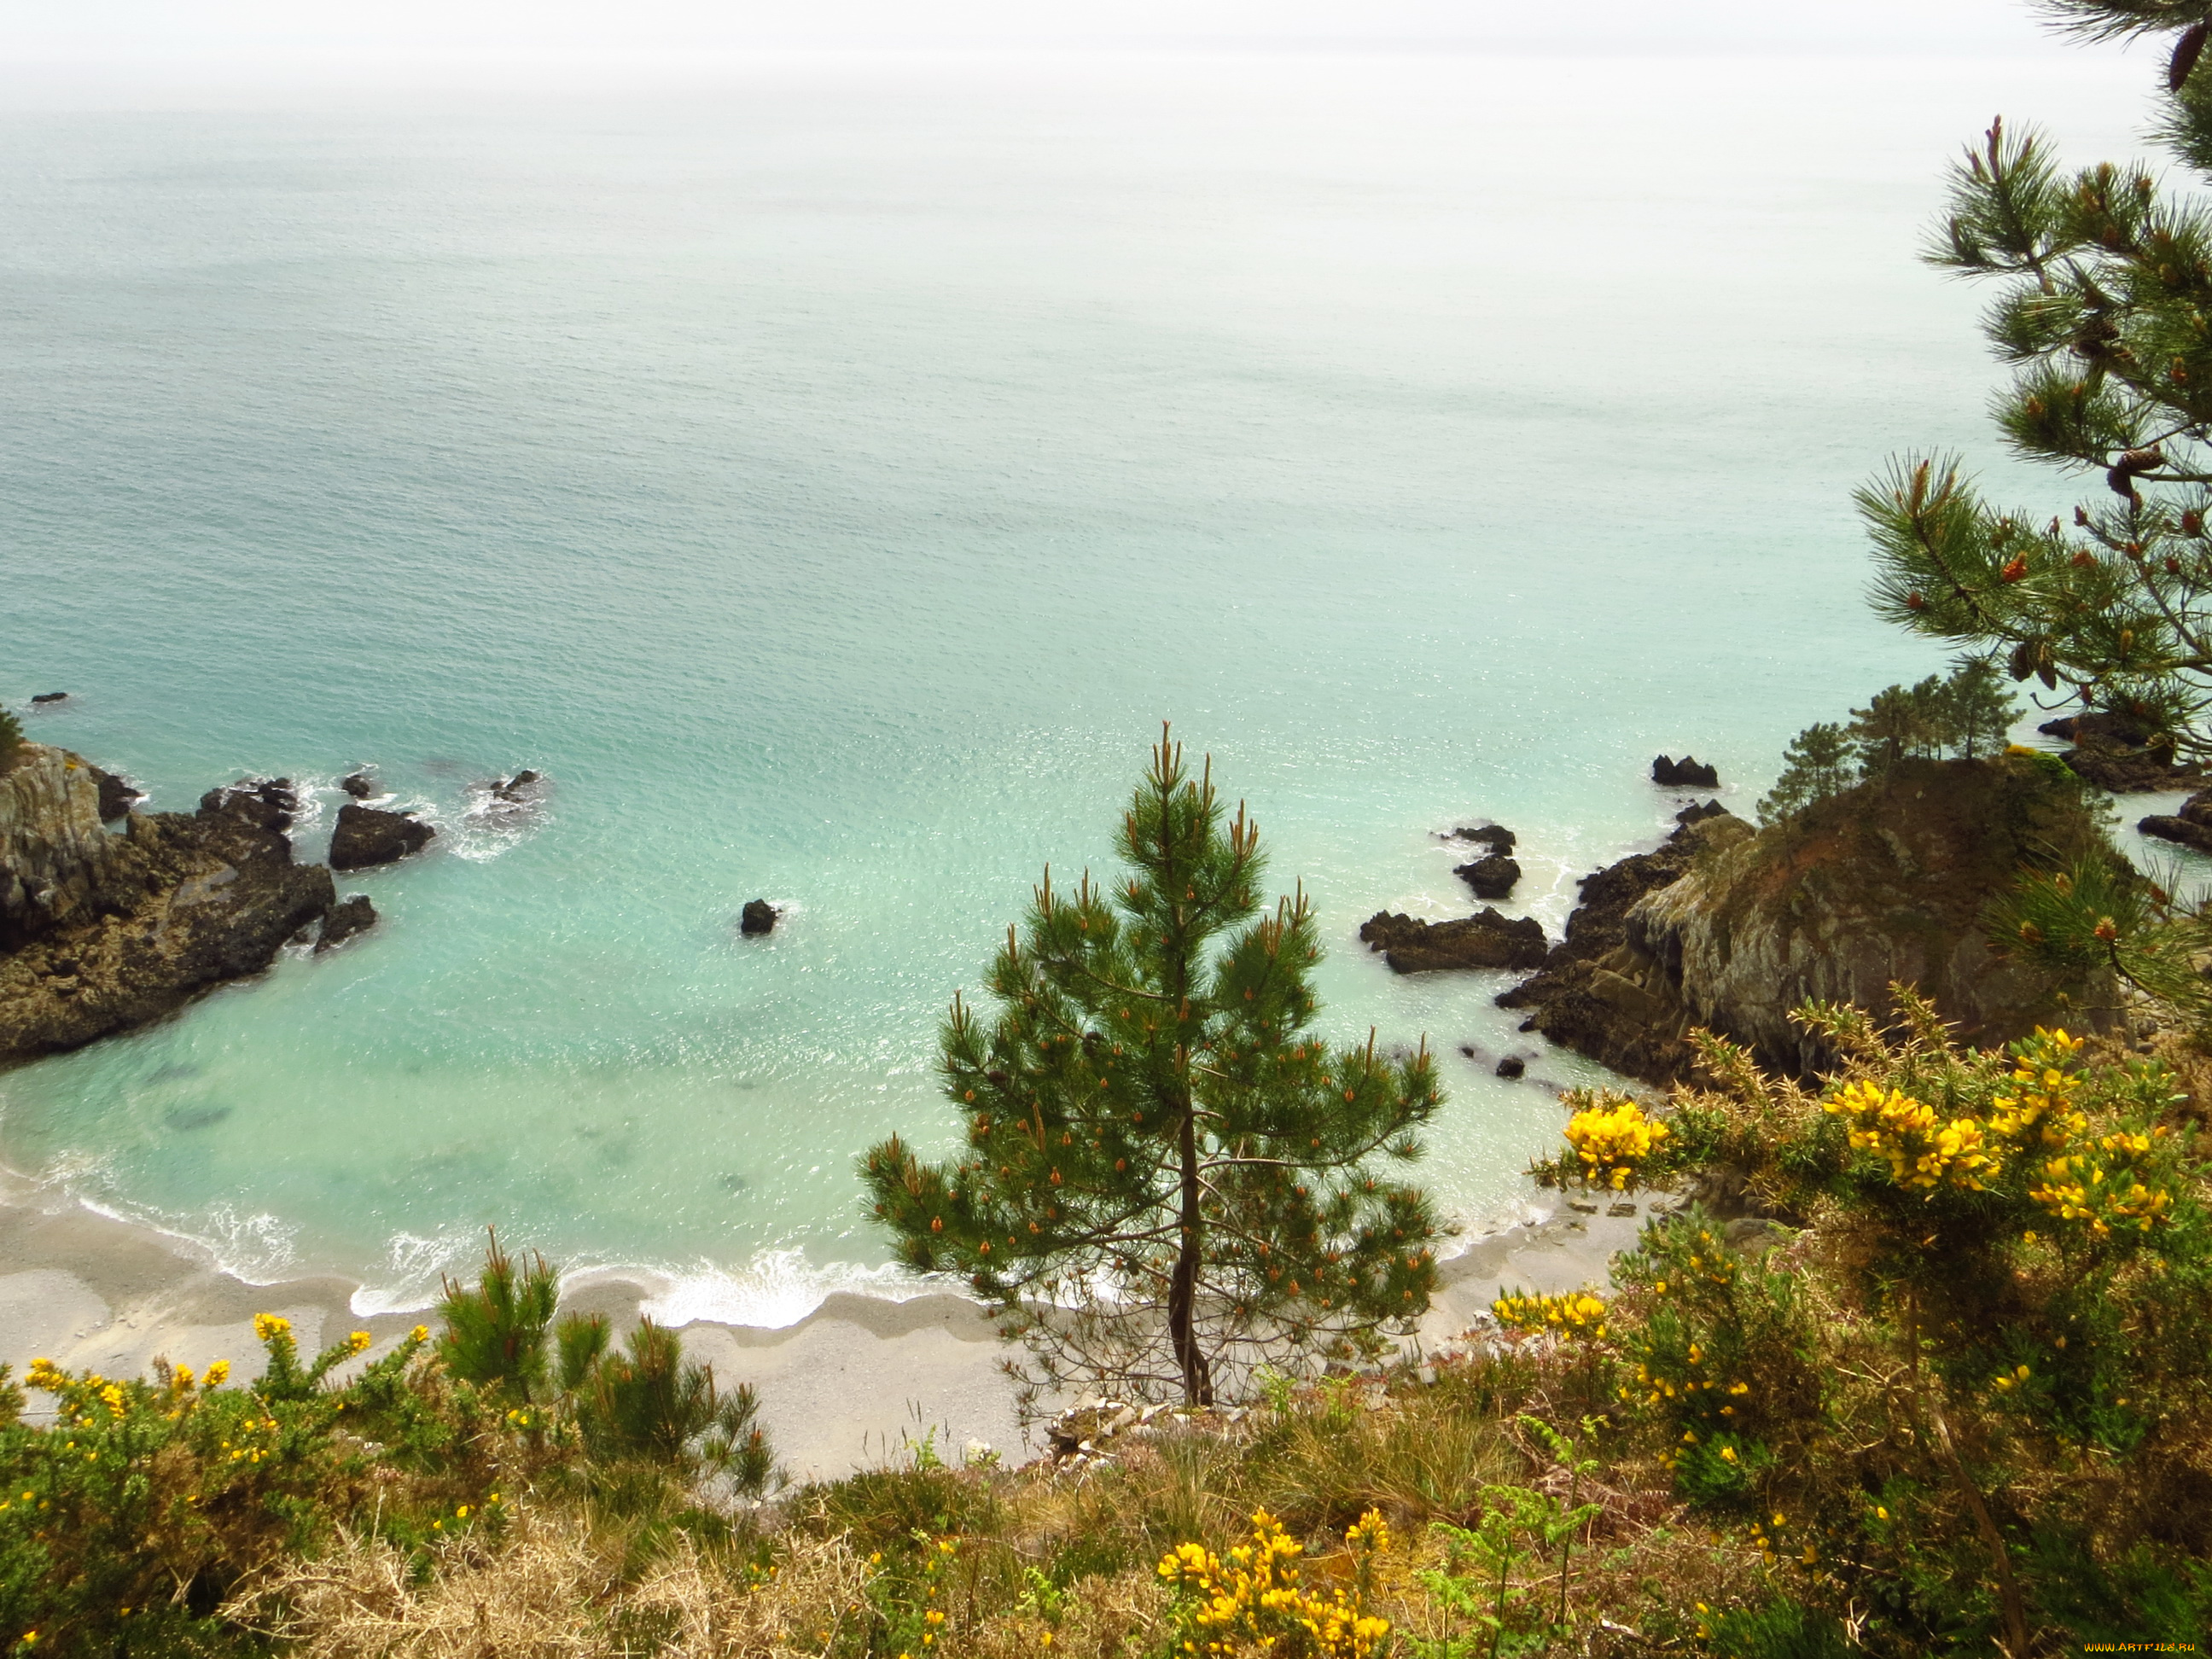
[0,0,2157,98]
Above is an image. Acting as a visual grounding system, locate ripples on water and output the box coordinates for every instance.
[0,50,2153,1318]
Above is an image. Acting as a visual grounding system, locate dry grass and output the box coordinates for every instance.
[224,1509,871,1658]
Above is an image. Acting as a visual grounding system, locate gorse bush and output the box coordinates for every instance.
[0,1237,773,1654]
[1528,990,2212,1652]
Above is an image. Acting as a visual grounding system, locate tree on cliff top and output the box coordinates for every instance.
[861,728,1442,1407]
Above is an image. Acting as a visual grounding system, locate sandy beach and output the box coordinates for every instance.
[0,1169,1656,1482]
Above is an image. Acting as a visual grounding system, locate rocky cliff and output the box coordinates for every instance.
[0,745,356,1059]
[1502,757,2115,1085]
[0,746,126,952]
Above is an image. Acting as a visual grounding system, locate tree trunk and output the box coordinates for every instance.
[1168,1090,1214,1406]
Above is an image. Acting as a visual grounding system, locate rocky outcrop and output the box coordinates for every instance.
[1359,907,1548,973]
[86,765,140,823]
[341,772,375,799]
[740,899,779,936]
[0,754,338,1057]
[2043,713,2211,793]
[200,779,297,834]
[1453,853,1521,899]
[2139,788,2212,853]
[0,746,128,952]
[316,894,377,951]
[1653,754,1720,788]
[1504,758,2115,1086]
[329,805,434,870]
[1497,802,1750,1081]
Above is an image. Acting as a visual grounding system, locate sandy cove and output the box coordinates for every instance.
[0,1173,1659,1482]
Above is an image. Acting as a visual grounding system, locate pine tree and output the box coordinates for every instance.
[1757,721,1854,824]
[1937,655,2021,757]
[862,728,1442,1406]
[1860,8,2212,751]
[1848,681,1946,777]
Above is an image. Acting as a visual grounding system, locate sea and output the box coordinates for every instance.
[0,48,2160,1321]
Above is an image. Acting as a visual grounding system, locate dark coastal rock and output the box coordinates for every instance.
[1497,803,1755,1083]
[1453,853,1522,899]
[1504,757,2116,1087]
[1,751,339,1057]
[316,894,377,951]
[87,765,141,823]
[1447,824,1517,855]
[498,770,542,795]
[2045,711,2211,792]
[1359,908,1547,973]
[1653,754,1720,789]
[329,804,434,870]
[1494,1055,1527,1079]
[2139,787,2212,853]
[30,693,67,705]
[199,779,296,833]
[341,772,375,799]
[740,899,779,936]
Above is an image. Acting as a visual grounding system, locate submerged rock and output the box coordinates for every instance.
[29,693,67,705]
[329,804,434,870]
[1359,907,1547,973]
[740,899,779,936]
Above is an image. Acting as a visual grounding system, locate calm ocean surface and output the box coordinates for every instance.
[0,50,2152,1318]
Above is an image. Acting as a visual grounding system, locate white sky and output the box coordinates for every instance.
[0,0,2114,62]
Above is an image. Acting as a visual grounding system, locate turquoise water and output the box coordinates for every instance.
[0,51,2150,1318]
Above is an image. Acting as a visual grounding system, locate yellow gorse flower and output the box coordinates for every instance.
[252,1314,290,1342]
[1156,1509,1390,1659]
[1491,1288,1608,1342]
[1825,1080,1995,1192]
[1562,1097,1670,1190]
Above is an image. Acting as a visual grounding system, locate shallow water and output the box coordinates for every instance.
[0,49,2157,1317]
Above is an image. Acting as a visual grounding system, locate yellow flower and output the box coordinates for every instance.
[1562,1097,1669,1191]
[348,1331,372,1353]
[410,1324,429,1343]
[253,1314,290,1342]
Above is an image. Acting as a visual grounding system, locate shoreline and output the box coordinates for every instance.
[0,1172,1656,1482]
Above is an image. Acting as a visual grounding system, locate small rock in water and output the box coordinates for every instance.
[1652,754,1720,789]
[30,692,67,704]
[341,772,375,799]
[1454,853,1521,899]
[329,804,435,870]
[1494,1056,1526,1079]
[740,899,778,936]
[316,894,378,951]
[1447,823,1516,853]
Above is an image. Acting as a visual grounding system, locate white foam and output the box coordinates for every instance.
[632,1248,946,1330]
